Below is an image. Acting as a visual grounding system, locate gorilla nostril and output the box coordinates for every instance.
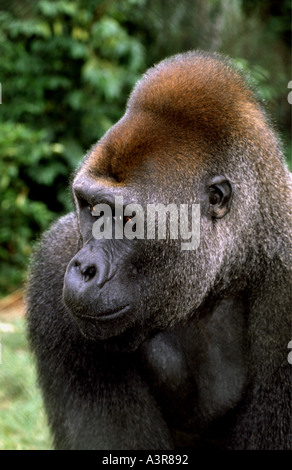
[81,265,96,282]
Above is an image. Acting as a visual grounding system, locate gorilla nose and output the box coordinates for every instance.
[65,252,109,290]
[74,261,97,283]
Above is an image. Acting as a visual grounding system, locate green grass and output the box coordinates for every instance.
[0,316,52,450]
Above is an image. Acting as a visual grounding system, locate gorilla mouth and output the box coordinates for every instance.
[80,305,130,321]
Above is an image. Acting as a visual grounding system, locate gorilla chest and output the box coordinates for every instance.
[140,330,196,432]
[139,301,247,441]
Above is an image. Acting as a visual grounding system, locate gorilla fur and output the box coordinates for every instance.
[26,51,292,450]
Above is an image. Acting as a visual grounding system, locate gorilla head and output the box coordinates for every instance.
[63,52,274,349]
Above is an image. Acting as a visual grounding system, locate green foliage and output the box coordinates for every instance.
[233,59,276,102]
[0,121,81,293]
[0,317,51,449]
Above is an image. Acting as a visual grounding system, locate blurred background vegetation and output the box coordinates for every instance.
[0,0,290,451]
[0,0,291,296]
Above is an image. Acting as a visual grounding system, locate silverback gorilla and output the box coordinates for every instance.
[26,51,292,450]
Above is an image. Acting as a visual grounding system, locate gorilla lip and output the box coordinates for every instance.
[79,305,130,321]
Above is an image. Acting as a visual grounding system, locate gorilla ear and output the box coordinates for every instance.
[208,176,233,219]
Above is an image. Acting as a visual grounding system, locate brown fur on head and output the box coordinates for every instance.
[128,51,260,132]
[83,51,283,187]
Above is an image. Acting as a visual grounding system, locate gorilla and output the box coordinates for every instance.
[26,51,292,450]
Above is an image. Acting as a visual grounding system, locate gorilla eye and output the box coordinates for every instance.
[88,204,133,226]
[89,205,101,217]
[113,215,133,226]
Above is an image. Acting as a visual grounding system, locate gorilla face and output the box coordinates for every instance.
[63,179,191,343]
[63,163,233,346]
